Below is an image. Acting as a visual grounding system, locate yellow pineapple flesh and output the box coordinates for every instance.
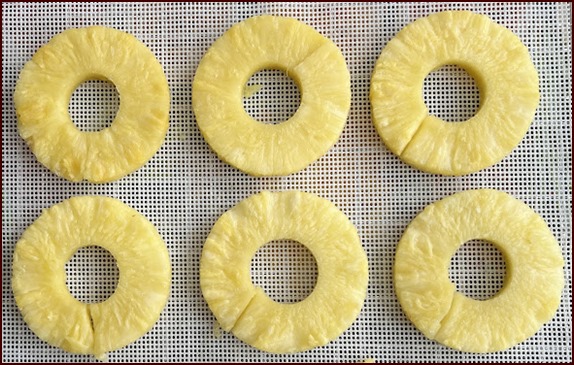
[192,16,351,176]
[14,26,170,183]
[370,11,539,175]
[200,191,368,353]
[12,196,171,359]
[394,189,564,352]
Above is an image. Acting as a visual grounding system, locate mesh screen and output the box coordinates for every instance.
[251,239,318,304]
[449,240,506,301]
[69,80,120,132]
[243,70,301,125]
[2,2,571,362]
[423,64,480,123]
[65,246,119,305]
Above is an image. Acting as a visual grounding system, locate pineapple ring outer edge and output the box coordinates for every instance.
[192,15,351,176]
[13,26,170,183]
[199,191,369,353]
[394,189,564,352]
[12,196,172,358]
[370,10,540,176]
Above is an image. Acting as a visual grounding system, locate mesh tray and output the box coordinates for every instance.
[2,2,572,363]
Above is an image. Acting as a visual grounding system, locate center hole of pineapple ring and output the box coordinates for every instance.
[449,239,506,301]
[251,239,318,303]
[423,64,480,123]
[69,79,120,132]
[65,245,119,304]
[243,69,301,125]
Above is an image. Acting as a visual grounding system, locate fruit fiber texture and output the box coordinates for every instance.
[193,15,351,176]
[370,10,539,175]
[12,196,171,359]
[394,189,564,352]
[200,191,368,353]
[14,26,170,183]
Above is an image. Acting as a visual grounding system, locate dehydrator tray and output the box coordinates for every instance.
[2,2,571,362]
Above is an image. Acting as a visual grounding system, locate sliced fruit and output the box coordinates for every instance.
[12,196,171,359]
[200,191,368,353]
[370,11,539,175]
[394,189,564,352]
[14,26,170,183]
[192,15,351,176]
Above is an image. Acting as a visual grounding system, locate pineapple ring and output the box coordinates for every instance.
[394,189,564,352]
[200,191,368,353]
[192,15,351,176]
[14,26,170,183]
[370,11,539,175]
[12,196,171,359]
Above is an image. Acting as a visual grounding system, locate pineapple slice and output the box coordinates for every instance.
[192,16,351,176]
[370,11,539,175]
[14,26,170,183]
[12,196,171,359]
[200,191,368,353]
[394,189,564,352]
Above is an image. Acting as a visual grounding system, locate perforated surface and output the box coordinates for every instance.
[251,240,318,304]
[65,246,120,305]
[2,2,572,362]
[449,240,506,302]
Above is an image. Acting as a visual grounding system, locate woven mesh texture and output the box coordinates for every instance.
[2,2,571,362]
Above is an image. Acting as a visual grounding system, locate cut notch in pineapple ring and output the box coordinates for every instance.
[370,11,539,175]
[12,196,171,359]
[394,189,564,352]
[200,191,368,353]
[192,15,351,176]
[14,26,170,183]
